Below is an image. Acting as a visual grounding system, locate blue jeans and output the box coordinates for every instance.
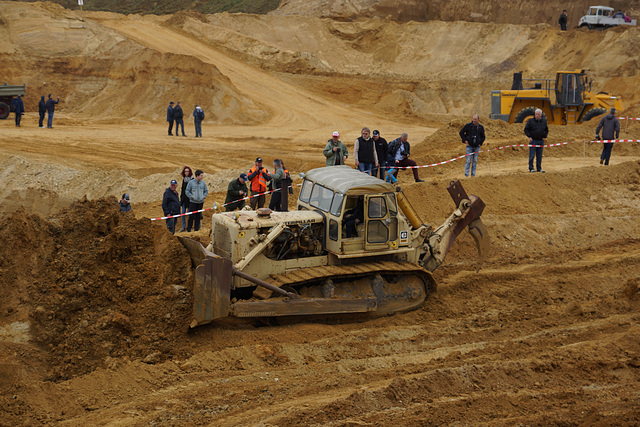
[465,145,480,176]
[600,143,613,165]
[358,162,375,174]
[39,112,45,127]
[528,142,544,171]
[385,167,398,183]
[180,200,189,230]
[175,119,185,135]
[47,112,54,128]
[165,217,177,234]
[194,119,202,137]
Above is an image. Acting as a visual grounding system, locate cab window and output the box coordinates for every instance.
[330,193,344,216]
[368,196,387,219]
[309,184,333,212]
[299,180,313,203]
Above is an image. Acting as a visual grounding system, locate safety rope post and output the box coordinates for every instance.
[583,139,586,168]
[487,146,492,176]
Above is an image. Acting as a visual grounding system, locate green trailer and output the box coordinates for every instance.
[0,82,26,120]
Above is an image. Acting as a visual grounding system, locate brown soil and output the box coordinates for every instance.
[1,1,640,426]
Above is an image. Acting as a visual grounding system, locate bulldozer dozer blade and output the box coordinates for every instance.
[176,236,214,268]
[192,255,233,327]
[468,218,490,272]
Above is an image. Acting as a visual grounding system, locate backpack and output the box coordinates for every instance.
[197,109,205,121]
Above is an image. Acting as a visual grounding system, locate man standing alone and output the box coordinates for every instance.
[45,94,60,129]
[354,127,378,175]
[595,107,620,166]
[193,105,204,138]
[162,180,181,234]
[11,95,24,127]
[459,114,485,177]
[38,95,46,128]
[558,10,568,31]
[167,101,175,135]
[174,102,186,136]
[185,169,208,232]
[524,109,548,173]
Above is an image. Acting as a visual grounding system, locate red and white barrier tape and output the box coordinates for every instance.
[150,138,639,221]
[150,184,301,221]
[618,117,640,121]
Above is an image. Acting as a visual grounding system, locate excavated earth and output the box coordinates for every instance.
[1,1,640,425]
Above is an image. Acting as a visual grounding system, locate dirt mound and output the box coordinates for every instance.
[0,197,194,381]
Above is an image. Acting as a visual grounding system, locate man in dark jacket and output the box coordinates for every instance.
[167,101,175,135]
[558,10,568,31]
[38,95,46,128]
[596,107,621,166]
[11,95,24,127]
[524,109,549,173]
[459,114,486,177]
[354,127,379,175]
[174,101,186,136]
[162,180,181,234]
[193,105,204,138]
[225,173,249,212]
[345,196,364,238]
[387,133,424,183]
[119,193,132,213]
[45,94,60,128]
[372,130,388,180]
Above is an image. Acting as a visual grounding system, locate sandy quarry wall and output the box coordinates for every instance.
[274,0,640,25]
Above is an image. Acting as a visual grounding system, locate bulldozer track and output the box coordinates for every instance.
[266,261,435,290]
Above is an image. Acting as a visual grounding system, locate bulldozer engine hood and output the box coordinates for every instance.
[214,210,324,229]
[304,165,395,195]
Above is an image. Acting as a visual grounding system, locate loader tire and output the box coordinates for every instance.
[0,102,9,120]
[583,107,607,122]
[514,107,546,124]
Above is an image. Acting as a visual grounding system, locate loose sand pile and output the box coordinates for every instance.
[0,198,194,381]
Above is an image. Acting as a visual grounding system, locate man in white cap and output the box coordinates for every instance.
[162,180,181,234]
[323,131,349,166]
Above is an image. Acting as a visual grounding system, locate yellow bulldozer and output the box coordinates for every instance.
[178,166,490,327]
[490,70,624,125]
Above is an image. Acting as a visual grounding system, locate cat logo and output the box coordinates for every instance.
[400,230,408,245]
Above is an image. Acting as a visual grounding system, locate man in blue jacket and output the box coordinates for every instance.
[162,180,181,234]
[167,101,175,135]
[38,95,46,128]
[185,169,208,232]
[193,105,204,138]
[45,94,60,128]
[11,95,24,127]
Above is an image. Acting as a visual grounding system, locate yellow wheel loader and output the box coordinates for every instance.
[490,70,624,125]
[179,166,490,327]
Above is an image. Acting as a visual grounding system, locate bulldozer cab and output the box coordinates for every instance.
[298,166,403,255]
[555,71,587,106]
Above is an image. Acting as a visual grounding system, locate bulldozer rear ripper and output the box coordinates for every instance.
[178,166,490,327]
